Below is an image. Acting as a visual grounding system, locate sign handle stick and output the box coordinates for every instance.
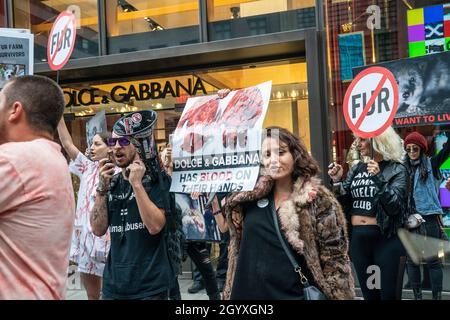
[56,70,60,84]
[371,138,374,159]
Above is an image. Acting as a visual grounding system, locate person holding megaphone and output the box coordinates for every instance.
[90,111,176,300]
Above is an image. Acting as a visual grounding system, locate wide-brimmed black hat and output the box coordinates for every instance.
[113,110,157,138]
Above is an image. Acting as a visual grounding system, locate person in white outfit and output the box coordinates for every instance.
[57,118,116,300]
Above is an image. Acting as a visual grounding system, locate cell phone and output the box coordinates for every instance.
[328,163,336,170]
[105,150,113,164]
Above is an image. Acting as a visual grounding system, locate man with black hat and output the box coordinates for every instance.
[90,111,175,300]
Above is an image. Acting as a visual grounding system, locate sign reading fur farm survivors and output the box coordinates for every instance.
[170,81,272,193]
[0,29,33,89]
[354,50,450,127]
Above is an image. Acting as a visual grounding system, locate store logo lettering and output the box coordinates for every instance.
[64,78,207,108]
[366,5,381,30]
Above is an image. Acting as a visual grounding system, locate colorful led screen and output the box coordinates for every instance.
[408,4,450,57]
[436,132,450,207]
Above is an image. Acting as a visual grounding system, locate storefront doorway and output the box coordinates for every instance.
[62,59,311,153]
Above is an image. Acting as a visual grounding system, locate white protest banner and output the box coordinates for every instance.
[170,81,272,193]
[0,29,33,89]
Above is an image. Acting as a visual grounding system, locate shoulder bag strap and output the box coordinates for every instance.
[271,201,309,285]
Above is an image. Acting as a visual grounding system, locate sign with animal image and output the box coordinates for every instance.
[170,81,272,193]
[354,50,450,127]
[175,193,221,242]
[0,29,33,89]
[86,110,107,154]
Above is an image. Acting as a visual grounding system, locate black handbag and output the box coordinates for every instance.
[272,203,327,300]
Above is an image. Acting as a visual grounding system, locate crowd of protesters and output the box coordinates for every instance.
[1,76,450,300]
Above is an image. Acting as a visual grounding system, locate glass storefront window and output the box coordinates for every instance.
[13,0,99,63]
[62,60,310,152]
[325,0,450,231]
[0,2,6,27]
[207,0,316,41]
[106,0,200,54]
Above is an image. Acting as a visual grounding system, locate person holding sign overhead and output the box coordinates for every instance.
[57,117,113,300]
[328,127,408,300]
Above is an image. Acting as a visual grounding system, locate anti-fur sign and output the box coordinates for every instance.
[354,50,450,127]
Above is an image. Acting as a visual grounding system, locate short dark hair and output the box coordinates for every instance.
[4,75,65,134]
[265,126,320,181]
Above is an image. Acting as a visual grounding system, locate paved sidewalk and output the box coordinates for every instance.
[66,272,210,300]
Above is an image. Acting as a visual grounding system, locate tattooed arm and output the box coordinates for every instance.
[91,192,109,236]
[90,158,114,236]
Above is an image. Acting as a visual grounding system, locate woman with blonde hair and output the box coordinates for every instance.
[328,126,408,300]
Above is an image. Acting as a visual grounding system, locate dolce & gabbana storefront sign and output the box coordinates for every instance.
[64,78,207,107]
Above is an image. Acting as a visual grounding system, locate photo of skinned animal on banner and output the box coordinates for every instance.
[354,50,450,127]
[170,81,272,194]
[175,193,221,242]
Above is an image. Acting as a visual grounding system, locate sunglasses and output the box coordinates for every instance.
[405,146,420,153]
[106,137,131,147]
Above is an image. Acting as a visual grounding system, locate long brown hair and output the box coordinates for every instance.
[264,126,320,181]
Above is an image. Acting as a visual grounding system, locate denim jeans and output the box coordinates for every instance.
[406,214,443,292]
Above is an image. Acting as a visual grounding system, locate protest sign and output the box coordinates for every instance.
[170,81,272,193]
[0,29,33,89]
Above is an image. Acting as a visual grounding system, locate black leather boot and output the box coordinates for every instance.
[432,290,442,300]
[413,288,422,300]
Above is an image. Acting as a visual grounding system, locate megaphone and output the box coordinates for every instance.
[113,110,161,181]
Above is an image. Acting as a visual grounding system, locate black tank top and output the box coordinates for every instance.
[230,194,315,300]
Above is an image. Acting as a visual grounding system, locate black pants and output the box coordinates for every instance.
[192,234,229,284]
[169,278,181,300]
[102,289,168,300]
[216,232,229,283]
[350,225,406,300]
[188,241,220,298]
[406,214,443,292]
